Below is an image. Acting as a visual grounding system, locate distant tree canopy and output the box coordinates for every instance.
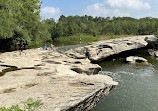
[1,0,158,51]
[0,0,51,50]
[43,15,158,40]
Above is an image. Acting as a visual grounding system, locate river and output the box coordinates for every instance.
[92,49,158,111]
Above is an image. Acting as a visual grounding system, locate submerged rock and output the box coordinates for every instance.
[148,49,158,57]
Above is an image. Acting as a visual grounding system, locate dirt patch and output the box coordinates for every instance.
[3,88,16,93]
[23,83,39,89]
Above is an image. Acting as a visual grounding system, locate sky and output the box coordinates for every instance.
[40,0,158,20]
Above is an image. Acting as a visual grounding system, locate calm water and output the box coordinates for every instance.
[92,49,158,111]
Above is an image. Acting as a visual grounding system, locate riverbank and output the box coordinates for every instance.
[53,34,135,47]
[0,48,117,111]
[0,35,156,110]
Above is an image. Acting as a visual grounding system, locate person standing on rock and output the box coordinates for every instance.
[43,44,47,50]
[80,38,82,44]
[18,42,26,55]
[50,44,54,50]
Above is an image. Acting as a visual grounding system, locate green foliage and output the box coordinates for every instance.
[44,16,158,41]
[53,34,134,47]
[0,105,23,111]
[0,98,42,111]
[53,34,98,46]
[0,0,51,50]
[23,98,42,111]
[1,0,158,50]
[154,28,158,38]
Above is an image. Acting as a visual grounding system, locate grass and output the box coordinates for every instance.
[53,34,99,46]
[53,34,135,47]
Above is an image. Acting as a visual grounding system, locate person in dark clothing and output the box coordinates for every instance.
[80,38,82,44]
[18,42,26,55]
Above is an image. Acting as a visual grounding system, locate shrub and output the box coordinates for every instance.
[0,98,42,111]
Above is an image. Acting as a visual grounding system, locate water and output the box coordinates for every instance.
[0,65,35,77]
[92,50,158,111]
[0,66,18,76]
[56,44,85,53]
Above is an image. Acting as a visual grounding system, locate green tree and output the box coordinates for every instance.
[0,0,51,50]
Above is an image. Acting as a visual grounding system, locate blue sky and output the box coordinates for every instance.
[40,0,158,20]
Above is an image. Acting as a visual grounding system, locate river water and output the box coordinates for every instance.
[92,49,158,111]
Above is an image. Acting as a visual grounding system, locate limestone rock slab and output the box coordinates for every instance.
[86,35,155,62]
[0,45,117,111]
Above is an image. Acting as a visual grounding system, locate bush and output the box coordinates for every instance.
[0,105,23,111]
[0,98,42,111]
[154,29,158,38]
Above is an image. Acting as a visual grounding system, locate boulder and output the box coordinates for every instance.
[64,49,86,59]
[155,51,158,57]
[148,49,158,57]
[145,36,158,48]
[126,56,148,64]
[62,58,101,75]
[148,49,155,56]
[71,64,101,75]
[85,35,155,62]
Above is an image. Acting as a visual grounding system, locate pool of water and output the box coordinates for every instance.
[92,49,158,111]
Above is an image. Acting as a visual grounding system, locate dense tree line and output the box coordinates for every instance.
[43,15,158,40]
[1,0,158,51]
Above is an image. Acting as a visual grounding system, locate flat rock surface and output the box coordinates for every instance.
[0,48,117,111]
[85,35,155,62]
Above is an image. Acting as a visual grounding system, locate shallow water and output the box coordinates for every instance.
[92,49,158,111]
[0,66,35,77]
[56,44,85,53]
[0,66,18,76]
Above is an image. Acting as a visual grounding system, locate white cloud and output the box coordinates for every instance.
[40,7,60,20]
[86,3,130,17]
[107,0,150,10]
[84,0,151,17]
